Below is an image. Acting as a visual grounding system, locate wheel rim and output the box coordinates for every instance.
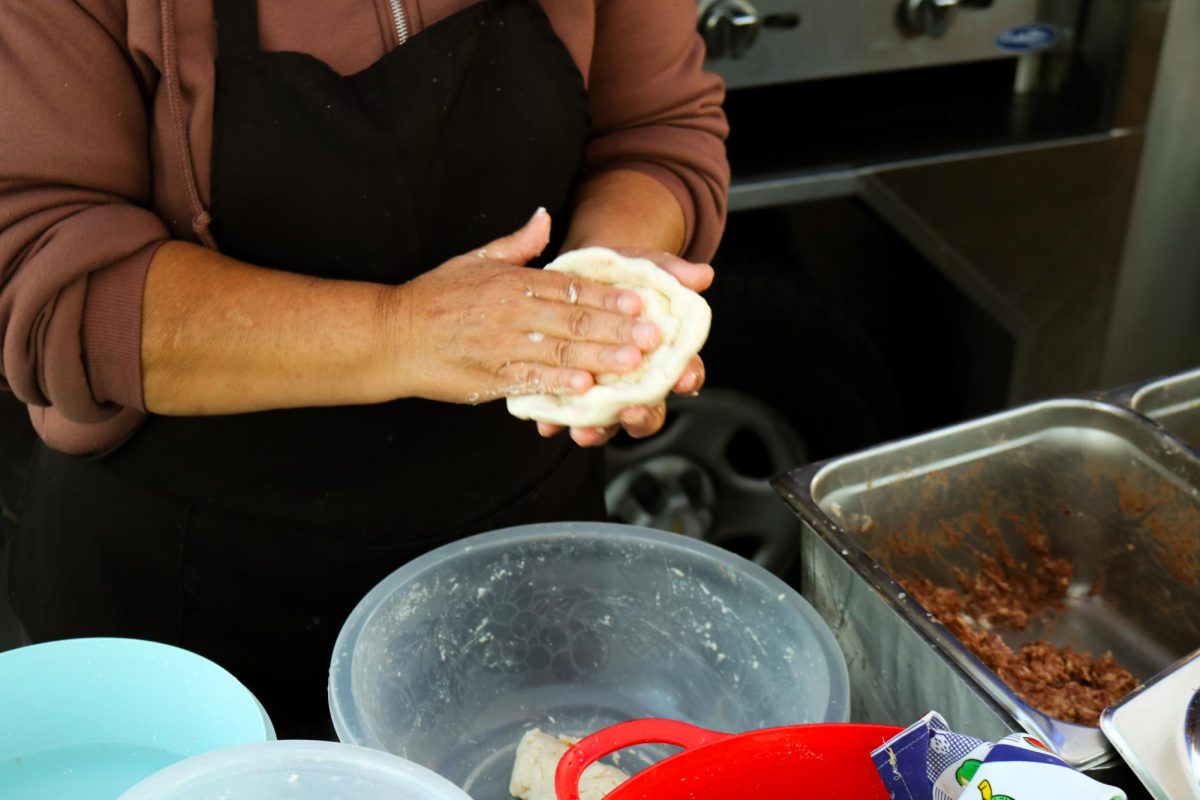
[605,389,807,575]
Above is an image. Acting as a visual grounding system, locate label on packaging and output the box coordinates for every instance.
[871,712,1126,800]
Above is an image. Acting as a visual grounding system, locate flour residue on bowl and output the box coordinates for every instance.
[337,527,846,799]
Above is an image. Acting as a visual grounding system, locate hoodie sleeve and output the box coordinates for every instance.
[0,1,168,433]
[584,0,730,262]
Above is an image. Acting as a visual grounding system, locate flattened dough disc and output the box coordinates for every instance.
[506,247,712,427]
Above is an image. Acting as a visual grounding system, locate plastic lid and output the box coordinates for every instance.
[119,740,474,799]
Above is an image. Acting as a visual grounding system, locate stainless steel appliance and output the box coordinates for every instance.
[684,0,1160,444]
[697,0,1048,89]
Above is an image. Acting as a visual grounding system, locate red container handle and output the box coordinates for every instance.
[554,719,731,800]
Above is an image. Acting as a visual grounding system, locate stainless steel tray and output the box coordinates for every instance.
[1128,368,1200,452]
[1101,648,1200,800]
[774,399,1200,770]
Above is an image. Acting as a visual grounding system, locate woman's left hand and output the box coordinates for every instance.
[536,248,713,447]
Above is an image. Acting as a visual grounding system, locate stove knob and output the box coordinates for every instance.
[899,0,993,39]
[699,0,760,60]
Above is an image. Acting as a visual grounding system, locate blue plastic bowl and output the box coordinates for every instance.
[0,638,274,799]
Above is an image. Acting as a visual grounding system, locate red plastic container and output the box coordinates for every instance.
[555,719,903,800]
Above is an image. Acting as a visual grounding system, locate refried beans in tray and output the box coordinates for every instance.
[899,525,1138,726]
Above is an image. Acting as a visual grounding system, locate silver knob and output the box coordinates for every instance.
[699,0,760,60]
[899,0,993,39]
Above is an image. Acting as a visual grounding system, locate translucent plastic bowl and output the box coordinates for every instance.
[119,741,472,800]
[0,638,274,800]
[329,522,848,800]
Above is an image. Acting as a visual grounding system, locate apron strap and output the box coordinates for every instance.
[214,0,261,58]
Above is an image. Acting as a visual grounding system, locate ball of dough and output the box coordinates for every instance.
[506,247,712,427]
[509,728,629,800]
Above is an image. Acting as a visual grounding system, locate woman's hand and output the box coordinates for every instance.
[392,209,662,405]
[534,248,713,447]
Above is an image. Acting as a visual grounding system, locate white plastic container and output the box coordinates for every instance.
[119,741,473,800]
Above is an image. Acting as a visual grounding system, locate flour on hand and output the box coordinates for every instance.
[506,247,711,427]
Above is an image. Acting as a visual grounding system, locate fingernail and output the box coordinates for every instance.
[633,322,660,349]
[570,372,591,390]
[617,292,640,315]
[529,207,547,222]
[681,370,699,392]
[625,408,647,425]
[614,346,641,368]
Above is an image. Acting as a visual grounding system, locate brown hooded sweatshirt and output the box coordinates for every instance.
[0,0,729,454]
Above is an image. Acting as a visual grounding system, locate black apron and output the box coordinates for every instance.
[10,0,602,734]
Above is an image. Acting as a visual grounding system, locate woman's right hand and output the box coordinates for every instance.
[390,208,661,405]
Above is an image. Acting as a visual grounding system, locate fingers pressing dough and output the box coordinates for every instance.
[507,248,711,427]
